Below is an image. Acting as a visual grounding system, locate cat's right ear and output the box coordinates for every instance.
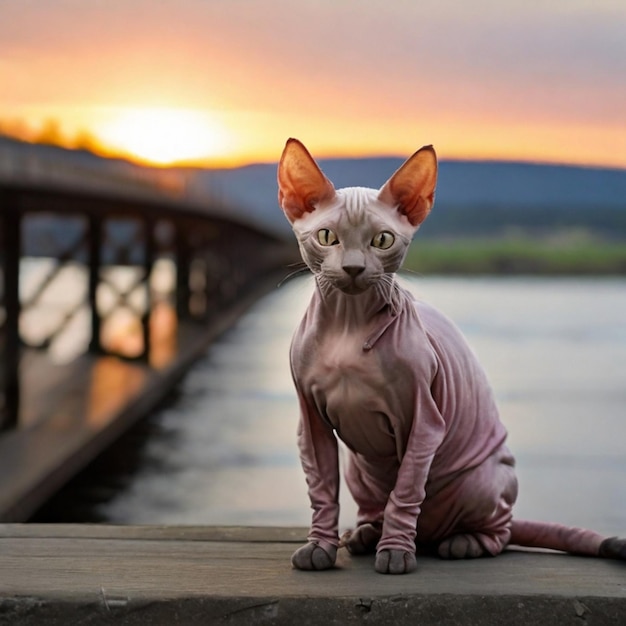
[278,138,335,223]
[378,145,438,228]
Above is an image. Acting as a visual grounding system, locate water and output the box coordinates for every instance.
[44,275,626,536]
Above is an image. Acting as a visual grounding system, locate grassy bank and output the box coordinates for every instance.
[403,236,626,275]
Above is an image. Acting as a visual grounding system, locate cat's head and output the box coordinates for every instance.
[278,138,437,295]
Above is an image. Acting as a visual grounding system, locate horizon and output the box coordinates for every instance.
[6,134,625,174]
[3,115,625,173]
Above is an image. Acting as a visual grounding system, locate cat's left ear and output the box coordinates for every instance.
[378,145,438,227]
[278,138,336,223]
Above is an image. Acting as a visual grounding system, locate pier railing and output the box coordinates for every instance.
[0,181,291,431]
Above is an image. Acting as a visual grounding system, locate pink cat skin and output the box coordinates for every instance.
[278,138,625,575]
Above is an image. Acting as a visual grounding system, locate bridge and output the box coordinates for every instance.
[0,138,294,520]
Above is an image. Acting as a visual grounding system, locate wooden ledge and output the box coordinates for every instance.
[1,525,625,624]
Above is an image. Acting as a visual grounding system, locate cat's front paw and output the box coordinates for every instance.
[374,549,417,575]
[291,542,337,571]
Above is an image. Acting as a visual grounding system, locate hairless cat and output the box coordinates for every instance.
[278,138,625,574]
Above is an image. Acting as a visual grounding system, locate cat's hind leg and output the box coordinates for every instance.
[421,445,518,560]
[342,452,394,555]
[437,526,511,559]
[340,522,382,555]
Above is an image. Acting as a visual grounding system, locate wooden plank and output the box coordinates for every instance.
[0,526,624,624]
[0,524,308,543]
[0,526,624,602]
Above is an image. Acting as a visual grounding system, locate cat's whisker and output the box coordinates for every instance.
[277,265,311,288]
[317,275,335,299]
[398,267,424,279]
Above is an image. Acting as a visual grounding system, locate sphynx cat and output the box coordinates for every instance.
[278,138,626,574]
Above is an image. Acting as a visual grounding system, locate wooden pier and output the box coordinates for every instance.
[0,149,294,521]
[1,524,625,624]
[0,274,284,522]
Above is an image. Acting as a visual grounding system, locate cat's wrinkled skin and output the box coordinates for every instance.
[278,138,626,574]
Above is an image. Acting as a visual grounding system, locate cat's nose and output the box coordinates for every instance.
[342,250,365,277]
[342,264,365,277]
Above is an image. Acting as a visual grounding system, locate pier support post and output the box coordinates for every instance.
[141,216,155,362]
[175,221,191,321]
[1,197,21,430]
[88,214,102,354]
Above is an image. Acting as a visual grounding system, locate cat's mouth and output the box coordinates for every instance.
[334,277,372,295]
[317,270,375,295]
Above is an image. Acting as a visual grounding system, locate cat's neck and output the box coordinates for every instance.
[314,274,400,329]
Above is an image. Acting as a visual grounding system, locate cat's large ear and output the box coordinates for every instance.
[278,138,336,223]
[378,145,437,227]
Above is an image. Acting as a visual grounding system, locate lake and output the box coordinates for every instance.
[39,275,626,538]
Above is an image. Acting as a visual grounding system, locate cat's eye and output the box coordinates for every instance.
[371,231,395,250]
[317,229,339,246]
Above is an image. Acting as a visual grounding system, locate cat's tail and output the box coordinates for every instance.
[509,519,626,560]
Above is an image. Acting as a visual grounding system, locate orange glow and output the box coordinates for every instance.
[2,104,625,170]
[94,108,234,167]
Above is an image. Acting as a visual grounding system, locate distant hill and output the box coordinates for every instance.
[187,158,626,238]
[3,136,625,240]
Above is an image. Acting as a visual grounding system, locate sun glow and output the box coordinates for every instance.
[96,108,232,166]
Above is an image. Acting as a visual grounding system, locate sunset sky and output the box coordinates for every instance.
[1,0,625,168]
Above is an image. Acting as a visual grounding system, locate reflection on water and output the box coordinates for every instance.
[19,258,177,364]
[68,276,626,536]
[97,276,313,526]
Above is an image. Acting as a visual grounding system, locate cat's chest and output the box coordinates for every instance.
[295,323,414,457]
[314,329,384,394]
